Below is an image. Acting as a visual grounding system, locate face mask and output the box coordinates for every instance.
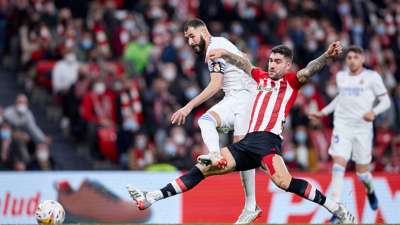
[37,149,49,162]
[295,131,307,144]
[123,20,135,31]
[81,39,93,50]
[303,85,315,97]
[65,53,76,62]
[123,119,138,131]
[185,87,199,99]
[284,149,295,161]
[164,143,176,155]
[173,133,185,145]
[352,25,363,34]
[113,81,123,91]
[1,129,11,140]
[338,4,350,15]
[94,83,106,94]
[162,67,176,81]
[136,136,147,149]
[232,24,243,35]
[173,37,184,49]
[376,24,386,35]
[306,40,318,52]
[137,36,147,46]
[16,104,28,113]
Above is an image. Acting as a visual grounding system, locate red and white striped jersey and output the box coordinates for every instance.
[248,68,303,136]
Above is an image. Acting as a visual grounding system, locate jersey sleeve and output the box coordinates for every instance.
[371,72,388,96]
[286,72,303,90]
[207,58,226,74]
[250,67,268,83]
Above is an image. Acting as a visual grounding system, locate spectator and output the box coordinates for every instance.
[4,94,50,145]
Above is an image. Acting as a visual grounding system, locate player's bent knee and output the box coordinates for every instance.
[198,113,218,130]
[271,173,291,190]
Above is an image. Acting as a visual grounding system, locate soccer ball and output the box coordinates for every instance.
[35,200,65,224]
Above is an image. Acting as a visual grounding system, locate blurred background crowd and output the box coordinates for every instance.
[0,0,399,172]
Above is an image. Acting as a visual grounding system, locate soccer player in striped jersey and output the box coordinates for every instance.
[127,41,355,224]
[308,46,391,222]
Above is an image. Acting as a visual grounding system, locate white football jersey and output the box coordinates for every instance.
[206,37,256,93]
[333,68,388,129]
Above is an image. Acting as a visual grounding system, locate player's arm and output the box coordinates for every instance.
[363,73,391,122]
[308,96,338,120]
[187,73,223,109]
[171,70,223,125]
[206,49,254,75]
[297,41,343,83]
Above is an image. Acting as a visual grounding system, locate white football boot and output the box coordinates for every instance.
[234,205,262,224]
[126,185,152,210]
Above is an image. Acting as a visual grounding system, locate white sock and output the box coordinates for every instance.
[357,171,374,193]
[240,169,256,211]
[198,113,220,152]
[146,190,163,203]
[323,197,339,213]
[331,163,345,202]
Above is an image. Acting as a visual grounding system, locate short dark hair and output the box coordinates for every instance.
[345,45,364,56]
[183,18,206,32]
[271,45,293,61]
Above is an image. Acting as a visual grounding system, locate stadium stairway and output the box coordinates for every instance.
[0,66,93,170]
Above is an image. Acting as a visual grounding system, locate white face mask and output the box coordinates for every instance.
[94,83,106,94]
[173,133,185,145]
[16,104,28,113]
[65,53,76,62]
[37,149,49,162]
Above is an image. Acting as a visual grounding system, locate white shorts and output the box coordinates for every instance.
[207,90,254,136]
[328,127,373,164]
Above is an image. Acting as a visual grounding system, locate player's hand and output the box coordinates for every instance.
[308,111,324,121]
[325,41,343,58]
[205,49,228,62]
[363,111,375,122]
[171,105,192,125]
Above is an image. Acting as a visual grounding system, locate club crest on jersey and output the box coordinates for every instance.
[257,79,276,92]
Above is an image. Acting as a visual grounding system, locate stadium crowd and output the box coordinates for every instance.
[0,0,399,172]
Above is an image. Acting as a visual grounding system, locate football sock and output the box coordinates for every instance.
[240,169,257,211]
[331,163,345,202]
[160,166,205,199]
[287,178,338,212]
[357,171,374,193]
[198,113,220,153]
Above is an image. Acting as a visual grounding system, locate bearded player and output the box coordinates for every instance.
[171,18,259,223]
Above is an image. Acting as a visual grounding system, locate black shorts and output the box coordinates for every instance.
[227,131,282,171]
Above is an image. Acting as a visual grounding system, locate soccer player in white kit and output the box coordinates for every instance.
[170,19,260,223]
[309,46,391,221]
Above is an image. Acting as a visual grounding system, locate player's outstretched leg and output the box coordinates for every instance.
[356,164,378,210]
[235,169,261,224]
[127,166,205,210]
[262,154,355,224]
[127,147,236,210]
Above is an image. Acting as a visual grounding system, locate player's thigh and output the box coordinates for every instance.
[262,154,292,189]
[352,131,373,165]
[328,128,353,162]
[233,91,253,137]
[208,97,235,130]
[201,147,236,176]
